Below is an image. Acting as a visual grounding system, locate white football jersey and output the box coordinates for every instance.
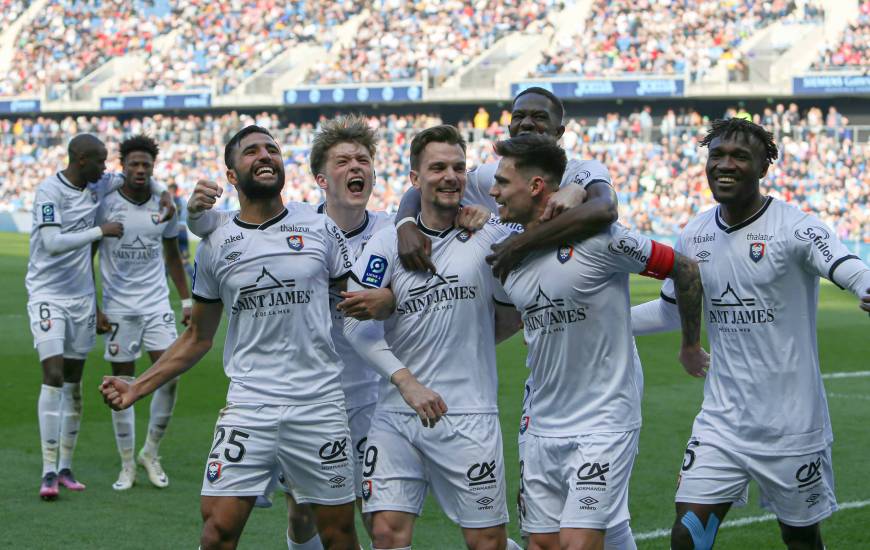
[463,158,612,213]
[192,207,353,405]
[502,224,654,436]
[96,189,179,315]
[315,204,394,409]
[661,197,869,454]
[350,219,514,414]
[26,172,123,300]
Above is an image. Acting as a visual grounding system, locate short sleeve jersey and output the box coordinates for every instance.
[661,197,864,454]
[502,224,653,436]
[192,207,353,405]
[26,172,123,300]
[463,158,612,212]
[351,218,514,414]
[96,189,179,315]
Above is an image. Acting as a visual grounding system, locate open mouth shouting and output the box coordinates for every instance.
[347,176,366,196]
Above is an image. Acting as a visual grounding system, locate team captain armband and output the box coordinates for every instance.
[639,240,675,280]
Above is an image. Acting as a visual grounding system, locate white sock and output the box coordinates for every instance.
[58,381,83,471]
[287,532,323,550]
[506,540,524,550]
[142,380,177,456]
[112,406,136,466]
[605,520,637,550]
[38,384,62,476]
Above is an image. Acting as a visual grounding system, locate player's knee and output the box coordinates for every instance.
[462,525,506,550]
[670,520,695,550]
[370,513,411,548]
[287,503,317,541]
[200,519,239,550]
[779,522,821,549]
[41,359,64,386]
[561,529,605,550]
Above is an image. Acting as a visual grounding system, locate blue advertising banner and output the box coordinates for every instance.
[793,75,870,96]
[284,83,424,106]
[100,92,211,111]
[0,98,40,114]
[511,78,685,99]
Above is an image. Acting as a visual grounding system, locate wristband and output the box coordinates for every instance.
[395,216,416,229]
[181,298,193,308]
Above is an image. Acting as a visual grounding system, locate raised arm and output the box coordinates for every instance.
[100,300,223,410]
[186,180,230,238]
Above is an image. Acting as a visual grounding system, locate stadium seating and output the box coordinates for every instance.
[531,0,821,82]
[0,0,29,32]
[1,107,866,243]
[810,0,869,71]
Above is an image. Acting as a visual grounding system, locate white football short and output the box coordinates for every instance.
[103,310,178,362]
[27,296,96,360]
[361,411,508,528]
[675,437,837,527]
[201,400,355,506]
[520,430,639,532]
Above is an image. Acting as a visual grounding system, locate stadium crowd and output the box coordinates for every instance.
[0,0,28,31]
[303,0,554,86]
[0,106,866,242]
[532,0,822,82]
[810,0,870,71]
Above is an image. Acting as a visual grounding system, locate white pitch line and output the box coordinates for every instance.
[822,371,870,380]
[828,392,870,401]
[635,500,870,541]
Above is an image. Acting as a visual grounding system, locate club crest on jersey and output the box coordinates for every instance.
[151,213,160,225]
[41,204,55,223]
[519,415,530,435]
[361,480,372,501]
[39,319,52,332]
[206,461,222,483]
[362,255,388,287]
[457,230,472,242]
[749,242,765,263]
[108,343,119,356]
[557,245,573,264]
[286,235,304,251]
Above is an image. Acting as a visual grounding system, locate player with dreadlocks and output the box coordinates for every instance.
[631,118,870,549]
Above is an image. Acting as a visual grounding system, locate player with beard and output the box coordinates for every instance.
[184,116,489,550]
[344,125,525,550]
[489,134,704,550]
[99,126,365,550]
[26,133,174,500]
[631,119,870,549]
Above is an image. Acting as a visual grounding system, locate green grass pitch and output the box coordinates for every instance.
[1,231,867,549]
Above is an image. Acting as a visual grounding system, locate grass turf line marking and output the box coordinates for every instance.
[828,392,870,401]
[635,500,870,541]
[822,371,870,380]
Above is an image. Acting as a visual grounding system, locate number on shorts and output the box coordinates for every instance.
[519,460,525,494]
[109,322,119,341]
[39,303,50,320]
[362,445,378,478]
[209,427,249,463]
[682,440,699,471]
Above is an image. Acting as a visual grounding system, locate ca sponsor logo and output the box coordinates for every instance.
[805,493,821,508]
[795,457,822,489]
[794,226,833,263]
[466,461,497,488]
[577,462,609,485]
[162,312,175,324]
[319,439,349,466]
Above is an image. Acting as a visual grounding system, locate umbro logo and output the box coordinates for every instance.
[476,496,494,506]
[578,496,599,506]
[328,475,346,486]
[225,251,243,263]
[695,250,711,261]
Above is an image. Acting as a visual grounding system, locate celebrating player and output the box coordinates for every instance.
[26,133,173,500]
[344,125,524,550]
[490,134,703,550]
[93,135,191,491]
[631,118,870,549]
[100,126,360,550]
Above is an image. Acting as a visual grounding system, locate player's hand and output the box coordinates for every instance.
[338,288,396,321]
[157,190,176,223]
[188,179,223,215]
[392,369,447,428]
[181,305,192,327]
[486,233,527,283]
[95,309,112,335]
[679,344,710,378]
[860,287,870,314]
[540,185,586,222]
[99,376,138,411]
[455,205,490,232]
[100,221,124,238]
[397,222,436,273]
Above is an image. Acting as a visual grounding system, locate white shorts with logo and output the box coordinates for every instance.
[27,296,96,360]
[349,402,376,499]
[103,310,178,362]
[675,437,837,527]
[521,430,639,532]
[361,410,508,529]
[201,400,355,506]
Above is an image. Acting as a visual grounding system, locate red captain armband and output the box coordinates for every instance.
[639,240,675,280]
